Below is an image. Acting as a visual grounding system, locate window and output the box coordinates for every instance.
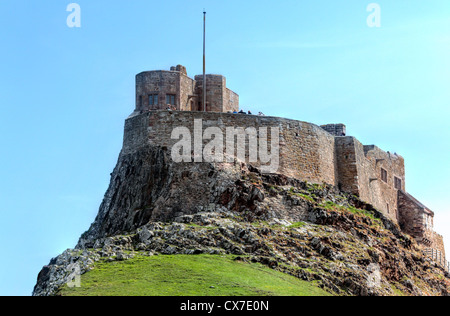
[387,203,390,214]
[424,214,432,230]
[149,94,159,107]
[166,94,176,105]
[381,168,388,183]
[139,95,143,107]
[394,177,402,190]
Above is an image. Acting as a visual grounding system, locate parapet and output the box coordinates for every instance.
[321,124,346,136]
[170,65,187,76]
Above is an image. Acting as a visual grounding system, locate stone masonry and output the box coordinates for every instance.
[135,65,239,113]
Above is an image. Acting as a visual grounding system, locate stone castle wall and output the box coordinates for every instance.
[123,110,337,186]
[397,190,444,252]
[335,137,360,195]
[321,124,346,137]
[333,137,405,222]
[194,75,224,112]
[135,70,196,112]
[433,234,446,263]
[225,88,239,112]
[194,75,239,113]
[398,190,428,242]
[135,66,239,114]
[123,111,407,224]
[359,145,405,222]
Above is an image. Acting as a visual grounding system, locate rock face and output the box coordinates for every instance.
[76,145,243,247]
[32,143,450,296]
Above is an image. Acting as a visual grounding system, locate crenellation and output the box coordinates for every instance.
[321,124,346,136]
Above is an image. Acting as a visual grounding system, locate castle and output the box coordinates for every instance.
[128,64,447,272]
[135,65,239,113]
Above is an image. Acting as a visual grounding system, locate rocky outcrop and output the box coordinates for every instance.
[33,144,450,296]
[77,145,242,246]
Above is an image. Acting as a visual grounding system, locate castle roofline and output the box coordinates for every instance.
[136,70,225,76]
[194,74,226,78]
[363,145,404,160]
[136,70,191,76]
[127,110,335,137]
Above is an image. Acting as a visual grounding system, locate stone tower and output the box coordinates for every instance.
[135,65,239,113]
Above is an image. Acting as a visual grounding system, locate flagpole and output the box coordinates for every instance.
[203,10,206,112]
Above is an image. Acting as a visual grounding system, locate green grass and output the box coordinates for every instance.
[288,187,315,202]
[185,223,218,231]
[320,201,383,227]
[288,222,307,229]
[60,254,332,297]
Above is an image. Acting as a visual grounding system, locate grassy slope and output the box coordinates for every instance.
[60,254,331,296]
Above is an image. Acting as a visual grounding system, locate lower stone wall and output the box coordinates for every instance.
[335,137,359,195]
[398,190,427,242]
[432,233,446,260]
[358,146,405,223]
[397,190,444,255]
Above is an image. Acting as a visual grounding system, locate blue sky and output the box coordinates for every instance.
[0,0,449,296]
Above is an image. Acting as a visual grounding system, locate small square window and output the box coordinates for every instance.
[149,94,159,107]
[166,94,176,105]
[394,177,402,190]
[381,168,388,183]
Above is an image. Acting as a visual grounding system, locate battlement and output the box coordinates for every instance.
[321,124,347,136]
[170,64,187,75]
